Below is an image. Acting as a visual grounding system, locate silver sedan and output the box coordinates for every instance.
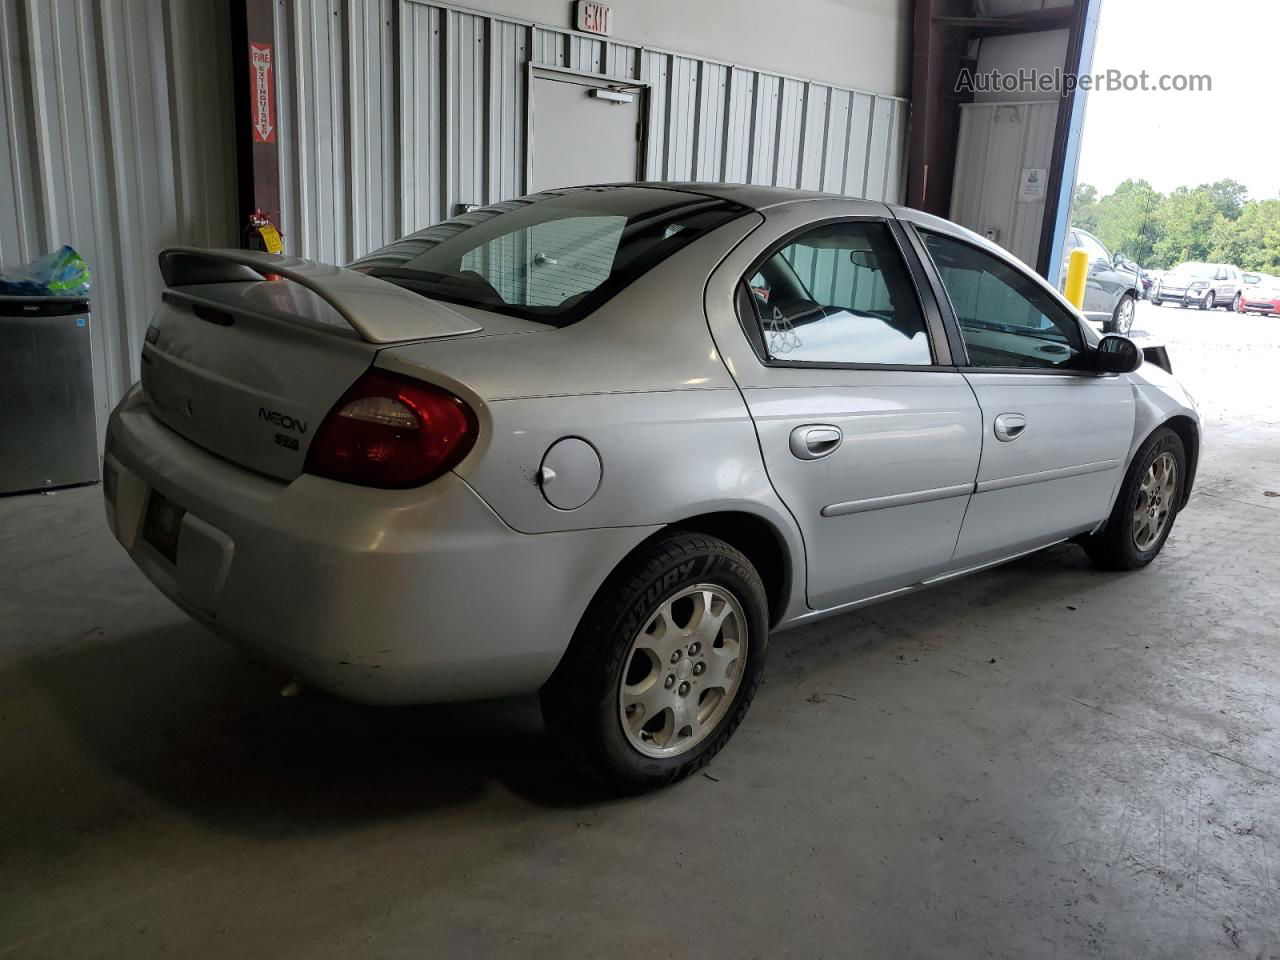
[104,184,1199,790]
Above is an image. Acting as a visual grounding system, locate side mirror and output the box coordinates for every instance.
[1095,335,1142,374]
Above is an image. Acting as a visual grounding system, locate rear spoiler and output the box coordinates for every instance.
[158,247,481,344]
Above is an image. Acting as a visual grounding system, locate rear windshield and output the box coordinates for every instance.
[352,186,749,327]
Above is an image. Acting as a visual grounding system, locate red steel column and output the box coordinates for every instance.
[232,0,283,249]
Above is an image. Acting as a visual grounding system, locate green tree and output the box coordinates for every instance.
[1152,187,1219,268]
[1094,179,1161,265]
[1198,178,1249,221]
[1064,180,1279,272]
[1070,183,1100,233]
[1208,199,1280,272]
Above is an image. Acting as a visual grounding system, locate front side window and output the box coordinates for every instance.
[743,221,933,366]
[1075,231,1111,264]
[922,230,1085,370]
[353,187,748,327]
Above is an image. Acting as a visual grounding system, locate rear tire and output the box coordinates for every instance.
[1231,292,1242,312]
[541,531,769,792]
[1083,427,1186,571]
[1106,293,1136,335]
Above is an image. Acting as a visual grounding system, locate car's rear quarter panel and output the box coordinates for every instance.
[379,211,807,549]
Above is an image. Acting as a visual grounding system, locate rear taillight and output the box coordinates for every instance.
[304,370,478,488]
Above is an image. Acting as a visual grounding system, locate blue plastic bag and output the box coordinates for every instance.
[0,245,91,297]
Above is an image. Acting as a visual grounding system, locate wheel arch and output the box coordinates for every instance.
[1160,414,1199,508]
[587,511,795,629]
[666,511,793,626]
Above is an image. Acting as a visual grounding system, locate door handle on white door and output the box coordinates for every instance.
[993,413,1027,442]
[789,425,843,460]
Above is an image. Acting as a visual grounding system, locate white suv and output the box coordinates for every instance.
[1154,262,1243,311]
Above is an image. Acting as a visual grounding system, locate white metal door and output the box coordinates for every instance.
[529,70,642,192]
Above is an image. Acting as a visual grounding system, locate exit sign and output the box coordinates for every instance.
[575,1,612,36]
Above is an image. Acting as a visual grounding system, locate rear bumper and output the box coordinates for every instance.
[104,386,656,704]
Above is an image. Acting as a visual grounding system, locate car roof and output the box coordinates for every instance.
[628,181,854,210]
[592,182,1006,258]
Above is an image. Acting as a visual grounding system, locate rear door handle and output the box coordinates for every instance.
[789,425,843,460]
[993,413,1027,442]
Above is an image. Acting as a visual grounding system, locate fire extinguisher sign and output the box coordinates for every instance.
[249,42,275,143]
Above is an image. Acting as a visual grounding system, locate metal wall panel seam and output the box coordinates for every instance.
[0,2,33,262]
[21,0,56,253]
[347,0,366,260]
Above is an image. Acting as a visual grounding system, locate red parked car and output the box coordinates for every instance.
[1239,273,1280,316]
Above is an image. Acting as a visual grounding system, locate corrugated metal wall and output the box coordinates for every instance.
[949,101,1058,268]
[0,0,237,439]
[273,0,910,265]
[2,0,907,424]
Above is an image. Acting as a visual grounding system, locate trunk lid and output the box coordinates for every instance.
[142,248,511,481]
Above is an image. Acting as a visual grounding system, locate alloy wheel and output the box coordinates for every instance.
[1116,297,1135,335]
[1132,451,1178,552]
[618,584,747,758]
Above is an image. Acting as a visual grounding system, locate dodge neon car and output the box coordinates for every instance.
[105,184,1199,790]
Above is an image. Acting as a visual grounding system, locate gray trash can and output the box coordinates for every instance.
[0,295,99,494]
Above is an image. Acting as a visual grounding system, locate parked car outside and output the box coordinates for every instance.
[103,184,1200,790]
[1153,262,1243,310]
[1137,267,1156,301]
[1058,227,1142,333]
[1143,269,1166,300]
[1239,273,1280,316]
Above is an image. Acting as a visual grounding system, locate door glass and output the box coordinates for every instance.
[922,231,1085,370]
[1075,231,1110,264]
[744,221,932,365]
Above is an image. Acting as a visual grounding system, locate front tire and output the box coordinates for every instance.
[1083,427,1186,570]
[1200,292,1214,311]
[541,531,769,792]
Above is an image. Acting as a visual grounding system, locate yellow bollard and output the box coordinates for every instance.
[1063,248,1089,310]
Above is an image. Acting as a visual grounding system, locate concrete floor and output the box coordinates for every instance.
[3,302,1279,958]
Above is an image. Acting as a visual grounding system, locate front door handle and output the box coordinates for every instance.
[789,424,843,461]
[993,413,1027,442]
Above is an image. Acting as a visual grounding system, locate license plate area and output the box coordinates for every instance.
[143,489,186,563]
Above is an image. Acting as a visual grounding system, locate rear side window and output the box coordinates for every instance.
[741,221,933,366]
[352,187,748,327]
